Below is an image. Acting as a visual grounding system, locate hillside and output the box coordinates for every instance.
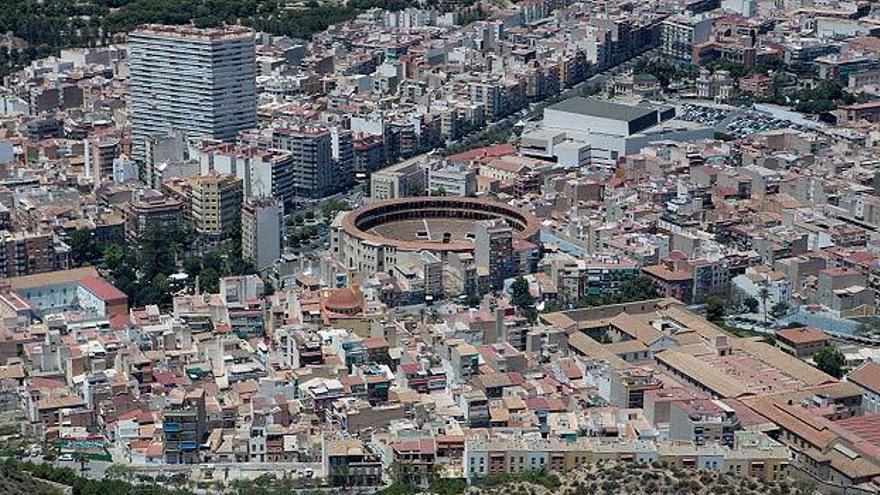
[0,466,62,495]
[464,461,809,495]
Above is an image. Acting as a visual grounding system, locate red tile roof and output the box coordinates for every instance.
[849,361,880,395]
[776,327,829,345]
[78,276,128,302]
[109,313,130,330]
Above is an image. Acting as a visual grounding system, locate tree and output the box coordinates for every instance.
[408,182,425,196]
[429,477,467,495]
[510,277,537,323]
[199,267,221,294]
[633,58,697,89]
[705,297,725,322]
[581,84,603,97]
[182,255,202,278]
[105,463,134,483]
[770,301,789,319]
[102,243,137,304]
[68,228,100,267]
[571,276,659,309]
[758,286,771,326]
[617,275,659,302]
[814,347,846,378]
[743,297,759,313]
[510,277,533,308]
[464,293,482,308]
[321,199,348,221]
[377,482,417,495]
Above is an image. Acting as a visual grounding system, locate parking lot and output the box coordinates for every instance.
[678,102,813,139]
[679,103,730,126]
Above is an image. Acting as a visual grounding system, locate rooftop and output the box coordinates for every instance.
[776,327,830,345]
[848,361,880,395]
[8,266,99,291]
[547,98,657,123]
[131,24,255,41]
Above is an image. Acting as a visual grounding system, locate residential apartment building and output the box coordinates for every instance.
[661,14,713,61]
[323,437,383,487]
[817,268,875,317]
[129,25,256,163]
[543,252,639,302]
[0,231,70,278]
[272,127,336,199]
[162,389,206,464]
[241,198,283,271]
[196,142,295,207]
[669,399,739,447]
[463,432,789,482]
[187,174,243,238]
[475,220,514,291]
[644,255,729,304]
[370,154,431,199]
[84,135,121,184]
[123,193,185,246]
[428,163,476,196]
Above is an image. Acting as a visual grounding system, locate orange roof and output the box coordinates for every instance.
[79,276,128,302]
[848,361,880,395]
[776,327,829,345]
[325,287,362,311]
[643,264,692,281]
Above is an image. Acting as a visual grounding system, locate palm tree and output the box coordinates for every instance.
[758,285,770,327]
[74,451,88,475]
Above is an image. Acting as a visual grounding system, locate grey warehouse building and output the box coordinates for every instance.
[521,97,713,168]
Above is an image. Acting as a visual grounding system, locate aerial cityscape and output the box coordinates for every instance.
[2,0,880,494]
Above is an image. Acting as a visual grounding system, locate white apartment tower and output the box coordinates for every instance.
[129,25,257,164]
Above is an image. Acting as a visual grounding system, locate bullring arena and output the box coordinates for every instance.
[331,197,540,273]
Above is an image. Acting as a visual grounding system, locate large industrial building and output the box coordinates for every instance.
[128,25,257,164]
[520,98,713,168]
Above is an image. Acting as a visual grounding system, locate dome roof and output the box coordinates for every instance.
[326,287,363,312]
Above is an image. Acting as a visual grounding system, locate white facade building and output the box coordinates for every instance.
[521,98,713,168]
[112,156,139,183]
[428,163,476,196]
[731,266,792,314]
[129,25,257,163]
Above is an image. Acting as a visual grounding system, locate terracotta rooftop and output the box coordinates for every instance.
[325,287,363,311]
[78,276,128,302]
[776,327,829,345]
[848,361,880,395]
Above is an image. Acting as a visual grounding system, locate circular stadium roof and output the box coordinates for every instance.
[341,197,540,252]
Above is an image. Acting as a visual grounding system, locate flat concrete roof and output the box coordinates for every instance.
[547,97,656,123]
